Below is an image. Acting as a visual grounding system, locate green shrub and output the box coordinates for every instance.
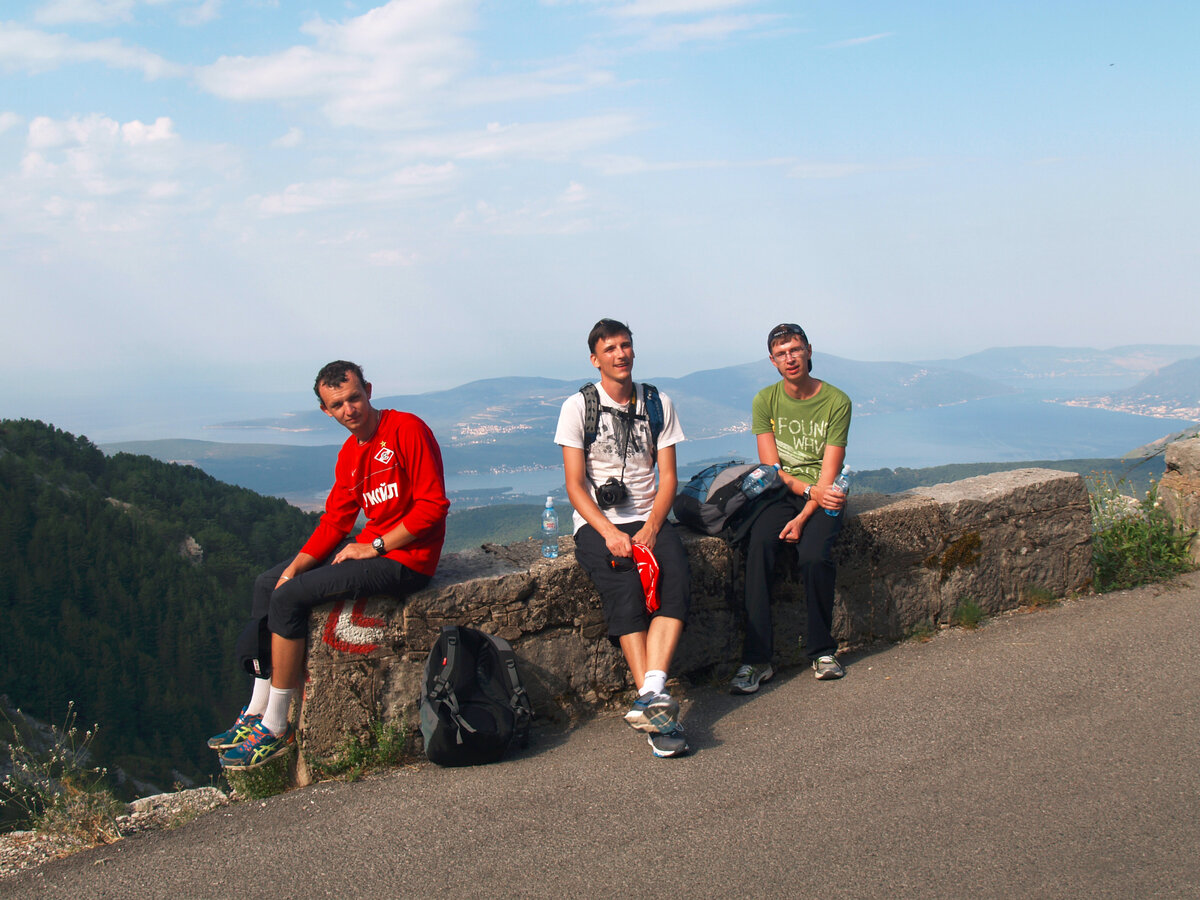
[308,718,412,783]
[1022,584,1059,608]
[905,619,936,642]
[1089,473,1196,592]
[951,598,985,630]
[1,702,122,843]
[222,754,293,800]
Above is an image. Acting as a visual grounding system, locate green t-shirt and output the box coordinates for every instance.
[751,380,852,485]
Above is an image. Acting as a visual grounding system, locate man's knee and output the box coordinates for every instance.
[267,584,309,640]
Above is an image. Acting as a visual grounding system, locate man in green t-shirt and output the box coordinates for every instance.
[730,323,853,695]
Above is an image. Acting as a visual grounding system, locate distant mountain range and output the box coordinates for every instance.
[104,345,1200,503]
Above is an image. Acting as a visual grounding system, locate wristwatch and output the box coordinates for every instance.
[372,537,386,556]
[802,484,813,503]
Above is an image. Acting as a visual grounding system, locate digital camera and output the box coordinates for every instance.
[594,478,629,510]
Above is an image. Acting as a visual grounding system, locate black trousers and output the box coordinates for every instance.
[741,495,843,663]
[251,539,430,640]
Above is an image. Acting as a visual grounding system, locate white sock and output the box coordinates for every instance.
[642,670,667,697]
[262,687,296,736]
[246,677,271,717]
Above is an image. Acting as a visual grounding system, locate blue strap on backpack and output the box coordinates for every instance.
[579,382,663,462]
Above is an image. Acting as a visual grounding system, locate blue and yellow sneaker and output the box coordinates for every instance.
[207,708,263,751]
[219,721,295,769]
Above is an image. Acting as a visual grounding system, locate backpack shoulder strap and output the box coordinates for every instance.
[579,382,600,451]
[429,626,477,743]
[641,383,663,455]
[482,632,533,747]
[581,381,663,462]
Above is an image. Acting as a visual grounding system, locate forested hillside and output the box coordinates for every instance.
[0,419,318,793]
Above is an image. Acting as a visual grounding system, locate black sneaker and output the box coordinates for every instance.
[647,724,688,758]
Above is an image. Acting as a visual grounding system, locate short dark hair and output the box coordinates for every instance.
[314,360,366,402]
[588,318,633,354]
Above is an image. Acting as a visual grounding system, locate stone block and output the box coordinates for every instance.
[1160,437,1200,563]
[295,466,1096,779]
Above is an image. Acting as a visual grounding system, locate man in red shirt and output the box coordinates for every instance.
[211,360,450,768]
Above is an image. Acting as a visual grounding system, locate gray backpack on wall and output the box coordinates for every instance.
[673,460,787,540]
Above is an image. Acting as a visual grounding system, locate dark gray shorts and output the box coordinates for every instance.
[573,521,690,643]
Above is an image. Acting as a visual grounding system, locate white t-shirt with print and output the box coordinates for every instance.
[554,382,685,533]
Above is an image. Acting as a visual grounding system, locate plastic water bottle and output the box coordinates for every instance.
[826,466,850,517]
[743,463,781,499]
[541,497,559,558]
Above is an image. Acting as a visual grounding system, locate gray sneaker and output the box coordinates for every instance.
[729,663,774,695]
[647,724,689,758]
[813,655,845,680]
[624,692,679,733]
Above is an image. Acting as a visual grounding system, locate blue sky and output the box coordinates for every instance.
[1,0,1198,438]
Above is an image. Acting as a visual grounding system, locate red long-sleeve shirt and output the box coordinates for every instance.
[300,409,449,576]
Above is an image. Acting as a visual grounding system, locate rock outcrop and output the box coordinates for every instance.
[1160,436,1200,563]
[296,467,1094,781]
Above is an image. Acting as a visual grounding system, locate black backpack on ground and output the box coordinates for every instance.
[419,625,533,767]
[673,460,788,542]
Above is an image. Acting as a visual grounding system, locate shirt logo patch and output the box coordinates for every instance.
[374,446,394,465]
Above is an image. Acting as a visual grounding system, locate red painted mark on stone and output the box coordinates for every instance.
[321,598,386,653]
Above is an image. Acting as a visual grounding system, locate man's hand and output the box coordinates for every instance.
[631,521,659,551]
[780,514,806,543]
[605,529,634,558]
[333,541,376,564]
[815,482,847,513]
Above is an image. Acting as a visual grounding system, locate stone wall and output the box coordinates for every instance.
[294,466,1093,781]
[1160,436,1200,563]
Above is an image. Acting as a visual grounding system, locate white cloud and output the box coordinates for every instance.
[33,0,221,26]
[452,185,601,236]
[6,113,233,236]
[608,0,758,17]
[34,0,137,25]
[454,64,618,105]
[588,153,793,176]
[788,162,870,179]
[122,117,177,145]
[0,111,21,134]
[0,23,186,79]
[385,115,639,162]
[273,127,304,148]
[367,248,417,266]
[195,0,478,128]
[254,162,457,216]
[636,13,778,47]
[180,0,221,26]
[824,33,892,49]
[560,181,588,204]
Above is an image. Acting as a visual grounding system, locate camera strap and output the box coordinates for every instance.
[584,387,642,497]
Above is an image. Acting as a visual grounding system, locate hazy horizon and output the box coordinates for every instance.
[3,2,1199,427]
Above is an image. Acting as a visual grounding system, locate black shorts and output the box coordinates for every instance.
[573,521,690,643]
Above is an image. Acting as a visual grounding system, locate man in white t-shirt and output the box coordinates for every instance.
[554,318,691,758]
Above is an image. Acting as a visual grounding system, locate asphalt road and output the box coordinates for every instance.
[6,572,1199,900]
